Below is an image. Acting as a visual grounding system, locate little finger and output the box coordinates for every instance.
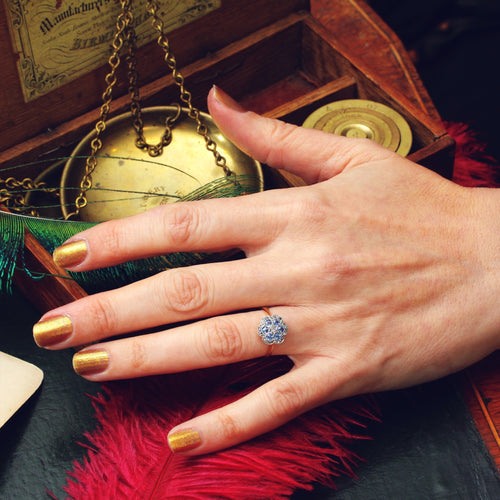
[166,359,342,455]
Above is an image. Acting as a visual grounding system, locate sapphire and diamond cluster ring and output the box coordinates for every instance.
[258,307,288,356]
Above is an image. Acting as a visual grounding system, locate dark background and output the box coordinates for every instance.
[370,0,500,165]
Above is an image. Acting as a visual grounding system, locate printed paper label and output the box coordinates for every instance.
[4,0,220,102]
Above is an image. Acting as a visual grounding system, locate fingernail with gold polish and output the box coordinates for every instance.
[33,315,73,347]
[168,429,202,453]
[73,350,109,376]
[53,240,88,268]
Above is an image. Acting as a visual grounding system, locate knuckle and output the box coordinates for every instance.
[286,190,330,232]
[202,316,244,363]
[163,268,209,314]
[99,221,126,257]
[297,199,327,225]
[342,139,395,170]
[265,378,306,420]
[86,295,118,337]
[129,338,148,371]
[163,204,201,247]
[215,410,241,443]
[261,121,302,166]
[319,252,354,278]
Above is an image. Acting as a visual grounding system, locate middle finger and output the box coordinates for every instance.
[33,255,307,349]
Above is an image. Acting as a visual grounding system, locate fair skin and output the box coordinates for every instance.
[34,87,500,454]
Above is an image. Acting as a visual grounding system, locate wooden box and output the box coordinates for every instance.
[0,0,455,311]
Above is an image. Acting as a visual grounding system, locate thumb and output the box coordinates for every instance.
[207,86,396,184]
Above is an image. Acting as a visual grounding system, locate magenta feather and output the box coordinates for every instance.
[63,358,378,499]
[446,121,500,188]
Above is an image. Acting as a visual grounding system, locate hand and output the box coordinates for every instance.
[33,87,500,455]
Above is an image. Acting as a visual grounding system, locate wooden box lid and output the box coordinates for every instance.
[0,0,308,154]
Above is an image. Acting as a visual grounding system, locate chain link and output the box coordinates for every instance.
[125,6,182,157]
[0,177,58,216]
[64,0,133,219]
[145,1,231,176]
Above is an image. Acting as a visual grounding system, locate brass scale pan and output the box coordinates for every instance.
[60,107,264,222]
[30,100,411,221]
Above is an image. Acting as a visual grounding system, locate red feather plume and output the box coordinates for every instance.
[64,358,378,499]
[446,121,500,188]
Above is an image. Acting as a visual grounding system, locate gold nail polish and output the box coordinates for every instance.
[53,240,88,268]
[168,429,202,453]
[33,316,73,347]
[73,350,109,376]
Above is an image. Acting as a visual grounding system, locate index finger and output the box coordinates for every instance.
[52,187,295,271]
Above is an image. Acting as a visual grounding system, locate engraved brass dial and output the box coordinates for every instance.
[303,99,413,156]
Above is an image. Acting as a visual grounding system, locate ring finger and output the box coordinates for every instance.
[70,307,315,381]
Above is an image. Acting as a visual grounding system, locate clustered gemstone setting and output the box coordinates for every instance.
[258,314,288,345]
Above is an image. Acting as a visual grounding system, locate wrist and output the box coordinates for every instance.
[468,186,500,351]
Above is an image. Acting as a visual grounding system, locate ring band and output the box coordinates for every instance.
[258,307,288,356]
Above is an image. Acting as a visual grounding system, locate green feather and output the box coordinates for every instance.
[0,174,260,295]
[0,210,24,294]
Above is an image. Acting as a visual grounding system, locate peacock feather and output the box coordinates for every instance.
[0,173,261,296]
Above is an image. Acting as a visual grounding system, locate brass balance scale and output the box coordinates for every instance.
[1,0,413,238]
[1,0,264,223]
[60,0,266,222]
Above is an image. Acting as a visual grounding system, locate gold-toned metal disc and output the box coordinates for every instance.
[61,107,263,221]
[302,99,412,156]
